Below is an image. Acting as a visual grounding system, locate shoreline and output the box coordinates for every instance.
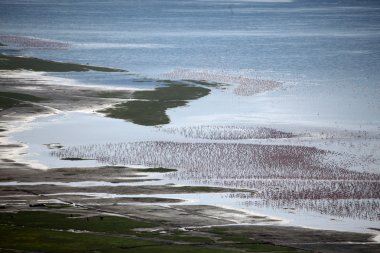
[0,69,134,170]
[1,69,379,252]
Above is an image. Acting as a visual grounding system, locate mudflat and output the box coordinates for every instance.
[0,65,378,252]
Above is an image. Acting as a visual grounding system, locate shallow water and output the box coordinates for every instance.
[8,110,379,232]
[0,180,375,233]
[1,0,380,129]
[2,0,380,234]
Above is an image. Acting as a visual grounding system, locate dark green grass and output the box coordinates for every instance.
[0,225,154,253]
[206,227,307,253]
[99,84,210,126]
[138,230,215,244]
[0,211,240,253]
[137,167,177,173]
[100,100,186,125]
[60,157,93,161]
[0,211,154,234]
[133,83,210,101]
[185,80,228,88]
[0,211,306,252]
[175,185,252,193]
[96,91,133,99]
[0,54,126,72]
[0,224,236,253]
[0,96,23,110]
[0,91,46,110]
[0,42,6,46]
[0,91,46,102]
[123,245,237,253]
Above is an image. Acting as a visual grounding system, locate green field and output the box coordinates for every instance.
[0,54,126,72]
[0,211,305,253]
[0,91,46,110]
[99,83,210,126]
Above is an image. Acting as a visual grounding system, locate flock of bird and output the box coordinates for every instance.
[164,69,281,96]
[51,138,380,220]
[159,126,294,140]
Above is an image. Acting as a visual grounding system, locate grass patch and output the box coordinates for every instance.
[0,211,239,253]
[175,186,249,193]
[100,100,186,125]
[137,167,177,173]
[121,245,236,253]
[63,173,77,176]
[0,211,155,234]
[0,91,46,102]
[60,157,93,161]
[45,203,72,209]
[0,42,6,47]
[96,91,132,99]
[0,91,46,110]
[0,54,126,72]
[0,225,153,253]
[99,84,210,126]
[185,80,227,88]
[0,211,307,252]
[228,243,298,252]
[206,227,306,253]
[160,232,215,244]
[0,96,22,110]
[133,83,210,101]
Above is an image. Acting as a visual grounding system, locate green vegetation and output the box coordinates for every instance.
[0,212,154,234]
[96,91,132,99]
[139,230,215,244]
[0,91,46,110]
[204,227,307,253]
[176,185,252,193]
[100,100,186,125]
[0,91,46,102]
[0,54,126,72]
[99,83,210,126]
[0,96,23,110]
[185,80,227,88]
[0,54,211,126]
[133,83,210,100]
[45,203,72,209]
[0,211,306,252]
[0,42,6,47]
[0,225,153,253]
[60,157,92,161]
[137,167,177,173]
[0,211,242,253]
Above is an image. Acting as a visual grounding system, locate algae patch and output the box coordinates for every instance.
[0,54,126,72]
[137,167,177,173]
[60,157,94,161]
[99,83,210,126]
[0,91,47,110]
[0,211,304,253]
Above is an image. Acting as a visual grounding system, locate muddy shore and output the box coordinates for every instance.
[0,70,379,252]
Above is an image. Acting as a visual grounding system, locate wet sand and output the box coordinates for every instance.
[0,163,379,252]
[0,72,379,252]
